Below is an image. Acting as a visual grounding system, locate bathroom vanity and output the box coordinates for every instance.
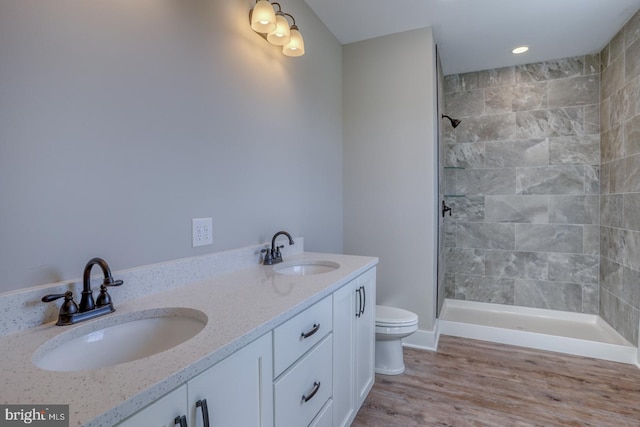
[0,248,377,427]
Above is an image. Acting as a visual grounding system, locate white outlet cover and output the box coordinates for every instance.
[192,218,213,247]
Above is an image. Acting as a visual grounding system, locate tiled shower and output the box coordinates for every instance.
[439,9,640,345]
[599,11,640,346]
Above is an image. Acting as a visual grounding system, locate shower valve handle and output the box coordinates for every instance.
[442,201,452,217]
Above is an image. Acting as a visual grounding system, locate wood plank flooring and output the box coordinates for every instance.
[353,336,640,427]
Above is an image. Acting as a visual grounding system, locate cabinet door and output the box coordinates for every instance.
[116,384,187,427]
[188,332,273,427]
[332,279,357,427]
[355,268,376,408]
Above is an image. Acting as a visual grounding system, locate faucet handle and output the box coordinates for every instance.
[274,245,285,262]
[96,284,113,307]
[42,291,79,318]
[41,292,70,303]
[102,277,123,286]
[261,247,274,265]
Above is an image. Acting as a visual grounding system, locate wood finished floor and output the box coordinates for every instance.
[353,336,640,427]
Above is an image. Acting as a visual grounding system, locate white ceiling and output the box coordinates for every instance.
[304,0,640,75]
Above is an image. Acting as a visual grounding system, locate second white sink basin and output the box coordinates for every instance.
[274,260,340,276]
[33,307,207,372]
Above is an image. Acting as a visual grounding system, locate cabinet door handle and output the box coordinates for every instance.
[196,399,210,427]
[361,285,366,316]
[300,323,320,339]
[174,415,187,427]
[302,381,321,403]
[355,288,361,318]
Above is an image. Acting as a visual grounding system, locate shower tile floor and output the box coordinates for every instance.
[353,336,640,427]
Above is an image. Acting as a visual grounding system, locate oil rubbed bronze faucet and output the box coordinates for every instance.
[261,231,294,265]
[42,257,123,326]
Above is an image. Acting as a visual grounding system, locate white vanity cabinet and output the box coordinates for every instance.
[309,399,334,427]
[188,331,273,427]
[273,295,333,427]
[273,295,333,377]
[115,266,377,427]
[332,267,376,427]
[116,332,273,427]
[274,334,333,426]
[354,268,376,406]
[116,384,187,427]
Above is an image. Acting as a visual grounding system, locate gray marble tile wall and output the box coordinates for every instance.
[442,54,602,316]
[599,9,640,346]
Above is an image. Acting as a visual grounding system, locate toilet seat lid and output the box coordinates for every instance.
[376,305,418,326]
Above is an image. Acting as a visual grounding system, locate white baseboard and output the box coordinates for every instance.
[402,325,439,351]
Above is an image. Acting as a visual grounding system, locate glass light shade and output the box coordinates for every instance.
[283,27,304,57]
[267,13,291,45]
[251,0,276,33]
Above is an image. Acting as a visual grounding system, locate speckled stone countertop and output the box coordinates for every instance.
[0,252,377,427]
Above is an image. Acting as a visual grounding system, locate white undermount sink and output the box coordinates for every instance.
[33,307,207,372]
[274,260,340,276]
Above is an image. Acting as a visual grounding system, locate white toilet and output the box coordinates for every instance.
[375,305,419,375]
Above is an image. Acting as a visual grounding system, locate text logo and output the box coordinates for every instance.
[1,405,68,426]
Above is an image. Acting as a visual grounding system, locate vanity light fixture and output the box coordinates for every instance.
[512,46,529,54]
[282,15,304,57]
[267,8,291,45]
[250,1,305,57]
[250,0,276,33]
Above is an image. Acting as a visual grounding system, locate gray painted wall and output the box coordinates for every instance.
[442,56,601,314]
[599,10,640,345]
[0,0,344,292]
[343,28,439,332]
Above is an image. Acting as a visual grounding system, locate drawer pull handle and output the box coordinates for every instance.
[174,415,187,427]
[300,323,320,339]
[196,399,210,427]
[302,381,321,403]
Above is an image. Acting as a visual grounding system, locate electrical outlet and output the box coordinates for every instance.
[192,218,213,247]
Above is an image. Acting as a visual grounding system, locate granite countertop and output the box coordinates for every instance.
[0,252,377,427]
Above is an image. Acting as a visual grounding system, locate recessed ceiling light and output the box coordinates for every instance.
[512,46,529,54]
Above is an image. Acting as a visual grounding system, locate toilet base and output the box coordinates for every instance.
[375,337,406,375]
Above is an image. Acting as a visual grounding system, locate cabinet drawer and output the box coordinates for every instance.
[274,334,333,427]
[273,295,332,376]
[309,398,333,427]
